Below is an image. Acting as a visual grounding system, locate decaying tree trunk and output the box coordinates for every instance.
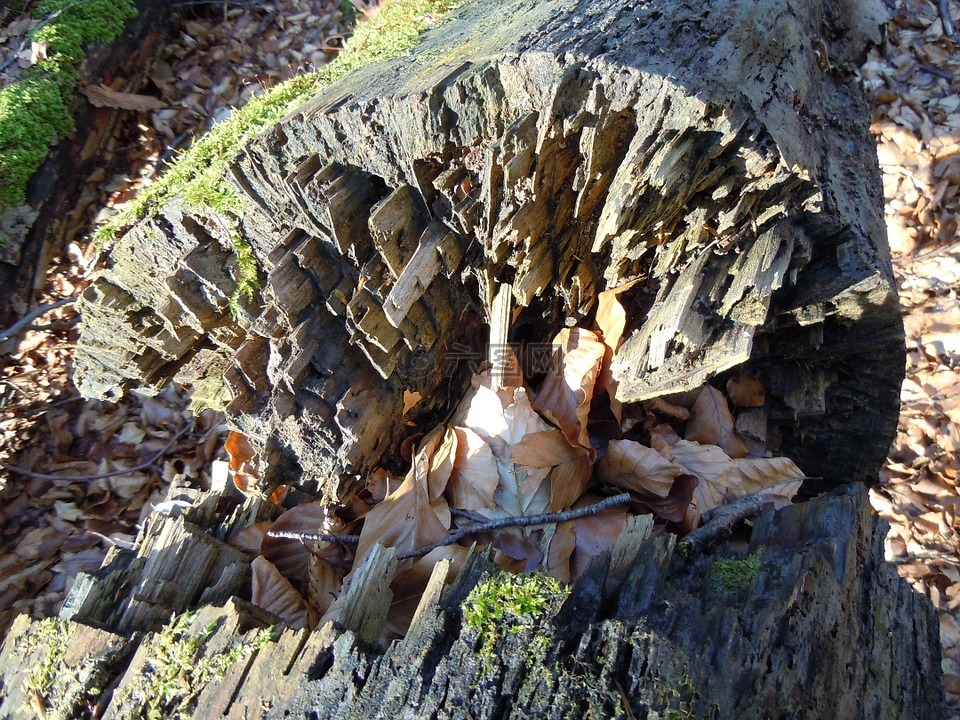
[1,0,936,716]
[0,485,944,718]
[0,0,171,325]
[76,0,900,501]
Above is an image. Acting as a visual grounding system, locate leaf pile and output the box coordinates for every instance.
[234,287,805,639]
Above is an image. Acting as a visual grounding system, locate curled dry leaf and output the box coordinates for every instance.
[597,439,680,498]
[454,384,554,518]
[355,466,450,569]
[402,389,422,416]
[546,496,629,582]
[251,556,311,630]
[685,385,748,459]
[511,429,593,511]
[733,456,805,498]
[670,440,742,517]
[225,431,261,496]
[82,84,167,112]
[594,278,642,394]
[229,520,273,558]
[726,375,766,407]
[532,328,606,454]
[385,545,467,638]
[448,427,499,511]
[306,553,342,618]
[261,502,340,584]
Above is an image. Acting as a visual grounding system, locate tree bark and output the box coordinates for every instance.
[0,0,172,325]
[75,0,902,502]
[0,485,944,719]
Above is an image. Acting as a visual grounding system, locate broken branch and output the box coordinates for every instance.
[678,490,782,556]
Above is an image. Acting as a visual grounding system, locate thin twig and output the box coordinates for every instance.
[267,493,634,561]
[678,491,779,556]
[939,0,957,40]
[1,424,191,481]
[0,297,77,344]
[396,493,632,560]
[267,530,361,543]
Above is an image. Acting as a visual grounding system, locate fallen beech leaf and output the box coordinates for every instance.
[229,520,273,558]
[416,425,457,502]
[532,328,606,454]
[636,474,699,524]
[649,423,681,453]
[455,384,553,518]
[685,385,748,459]
[402,389,422,416]
[448,427,499,511]
[546,521,577,583]
[225,430,260,496]
[306,553,342,617]
[261,502,340,583]
[491,529,543,572]
[733,456,805,497]
[82,83,167,111]
[646,396,690,422]
[251,556,310,629]
[567,496,628,581]
[512,429,593,511]
[669,440,742,516]
[355,466,450,569]
[385,545,467,638]
[594,279,642,393]
[726,375,766,407]
[598,439,681,498]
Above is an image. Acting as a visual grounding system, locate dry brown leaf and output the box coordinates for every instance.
[594,279,642,393]
[567,497,628,581]
[491,529,543,573]
[82,84,167,111]
[225,430,260,496]
[402,389,422,416]
[261,502,340,584]
[726,375,766,407]
[385,545,467,638]
[251,556,310,629]
[355,466,451,569]
[733,457,805,497]
[448,427,499,511]
[511,429,593,511]
[306,553,342,618]
[229,520,272,558]
[685,385,748,459]
[669,440,742,516]
[597,439,681,498]
[546,521,577,583]
[532,328,605,454]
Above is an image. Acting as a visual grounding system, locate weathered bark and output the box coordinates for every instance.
[75,0,902,501]
[0,0,172,325]
[0,485,944,719]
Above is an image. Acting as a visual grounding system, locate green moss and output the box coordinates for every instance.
[21,617,70,708]
[463,571,567,664]
[93,0,465,250]
[0,0,137,212]
[710,549,763,592]
[112,612,277,720]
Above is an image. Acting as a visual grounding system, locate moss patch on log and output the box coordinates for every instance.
[710,549,763,592]
[0,0,137,219]
[92,0,465,250]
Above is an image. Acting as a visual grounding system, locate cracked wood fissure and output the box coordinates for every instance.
[76,0,902,500]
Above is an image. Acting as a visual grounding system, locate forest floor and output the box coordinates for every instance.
[0,0,958,713]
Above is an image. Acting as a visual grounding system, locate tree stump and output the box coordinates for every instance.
[76,0,901,501]
[1,0,935,716]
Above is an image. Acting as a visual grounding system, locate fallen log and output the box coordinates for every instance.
[0,0,172,325]
[0,0,933,716]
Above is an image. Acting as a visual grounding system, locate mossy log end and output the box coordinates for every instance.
[0,0,172,325]
[77,0,901,501]
[0,485,944,719]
